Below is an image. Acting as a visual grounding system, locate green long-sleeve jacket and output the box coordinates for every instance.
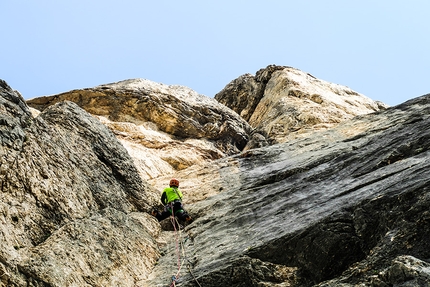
[161,187,183,205]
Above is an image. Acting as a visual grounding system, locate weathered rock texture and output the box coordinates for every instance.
[0,79,160,286]
[3,64,429,287]
[27,79,253,180]
[215,65,388,146]
[27,67,387,181]
[146,94,430,286]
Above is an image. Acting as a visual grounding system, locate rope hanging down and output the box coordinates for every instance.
[169,215,182,287]
[167,213,201,287]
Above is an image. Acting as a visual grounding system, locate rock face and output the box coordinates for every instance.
[0,80,160,286]
[27,67,387,180]
[215,65,388,145]
[3,65,429,287]
[27,79,253,180]
[146,95,430,286]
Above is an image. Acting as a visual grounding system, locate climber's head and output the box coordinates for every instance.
[169,178,179,187]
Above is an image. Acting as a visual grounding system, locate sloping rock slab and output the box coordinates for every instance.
[147,95,430,286]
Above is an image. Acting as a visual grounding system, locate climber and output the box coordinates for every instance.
[151,178,192,222]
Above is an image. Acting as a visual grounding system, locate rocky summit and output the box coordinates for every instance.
[215,65,388,145]
[1,64,429,287]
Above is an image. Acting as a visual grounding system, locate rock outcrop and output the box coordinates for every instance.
[215,65,388,146]
[27,79,253,180]
[146,95,430,286]
[0,80,159,286]
[27,67,388,181]
[3,64,429,287]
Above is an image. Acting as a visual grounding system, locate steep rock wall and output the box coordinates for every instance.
[0,80,160,286]
[146,94,430,286]
[5,68,429,287]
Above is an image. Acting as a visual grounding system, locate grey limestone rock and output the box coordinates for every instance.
[0,80,158,286]
[3,68,430,287]
[147,94,430,286]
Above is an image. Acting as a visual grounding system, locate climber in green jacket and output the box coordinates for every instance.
[151,178,192,222]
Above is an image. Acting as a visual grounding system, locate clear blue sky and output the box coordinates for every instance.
[2,1,429,106]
